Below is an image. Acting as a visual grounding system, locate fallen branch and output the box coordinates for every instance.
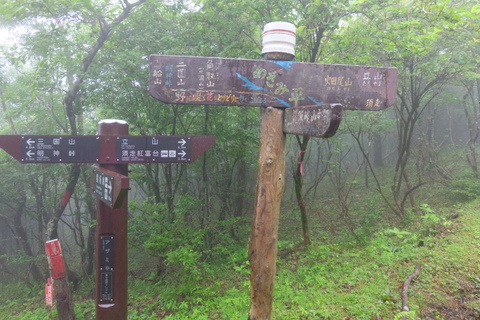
[401,263,421,319]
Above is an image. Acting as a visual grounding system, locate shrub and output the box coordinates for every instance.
[448,178,480,202]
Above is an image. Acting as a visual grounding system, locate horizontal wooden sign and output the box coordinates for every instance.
[149,55,397,110]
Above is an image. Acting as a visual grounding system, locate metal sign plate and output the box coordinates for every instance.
[45,239,62,257]
[116,136,191,163]
[149,55,397,110]
[21,136,99,163]
[94,170,114,207]
[1,135,214,164]
[99,235,114,303]
[45,239,66,280]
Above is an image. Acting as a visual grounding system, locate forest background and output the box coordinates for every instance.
[0,0,480,319]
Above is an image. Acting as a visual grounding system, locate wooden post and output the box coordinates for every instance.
[247,21,296,319]
[247,22,295,320]
[95,120,129,320]
[248,107,286,319]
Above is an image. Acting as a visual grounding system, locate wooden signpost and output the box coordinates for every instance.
[149,55,397,110]
[0,126,215,320]
[0,20,397,319]
[149,39,398,318]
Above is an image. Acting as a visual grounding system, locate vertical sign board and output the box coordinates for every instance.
[45,239,66,280]
[45,278,54,307]
[99,235,114,303]
[92,167,130,209]
[94,170,114,207]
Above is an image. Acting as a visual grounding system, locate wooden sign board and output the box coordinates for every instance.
[92,167,129,208]
[149,55,397,110]
[283,104,342,138]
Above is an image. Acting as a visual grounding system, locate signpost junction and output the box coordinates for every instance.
[148,21,398,320]
[0,20,397,320]
[0,123,215,320]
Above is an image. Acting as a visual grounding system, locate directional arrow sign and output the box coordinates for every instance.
[115,136,204,163]
[0,135,215,164]
[21,136,100,163]
[0,135,100,163]
[149,55,397,110]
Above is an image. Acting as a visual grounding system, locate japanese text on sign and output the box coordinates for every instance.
[100,235,114,303]
[149,55,397,110]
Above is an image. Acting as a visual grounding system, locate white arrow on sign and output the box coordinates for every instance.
[178,150,186,158]
[26,150,35,158]
[26,138,35,147]
[178,139,186,147]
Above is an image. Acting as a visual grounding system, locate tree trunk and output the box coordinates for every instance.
[373,133,383,167]
[12,187,44,282]
[53,272,75,320]
[463,83,480,178]
[45,165,81,240]
[294,135,311,245]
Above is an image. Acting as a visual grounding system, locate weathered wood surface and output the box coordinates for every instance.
[149,55,398,110]
[95,121,129,320]
[248,107,286,320]
[283,104,343,137]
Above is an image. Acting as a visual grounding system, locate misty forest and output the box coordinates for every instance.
[1,0,480,319]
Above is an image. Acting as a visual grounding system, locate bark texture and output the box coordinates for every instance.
[248,107,286,320]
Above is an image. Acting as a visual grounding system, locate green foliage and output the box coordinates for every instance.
[394,311,418,320]
[448,178,480,202]
[3,199,480,319]
[1,0,480,318]
[129,196,245,307]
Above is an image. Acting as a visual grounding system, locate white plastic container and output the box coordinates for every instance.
[262,21,296,58]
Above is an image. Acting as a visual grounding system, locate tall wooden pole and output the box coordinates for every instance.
[248,21,295,320]
[248,106,286,319]
[96,120,129,320]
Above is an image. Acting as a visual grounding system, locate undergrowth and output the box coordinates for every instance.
[2,199,480,319]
